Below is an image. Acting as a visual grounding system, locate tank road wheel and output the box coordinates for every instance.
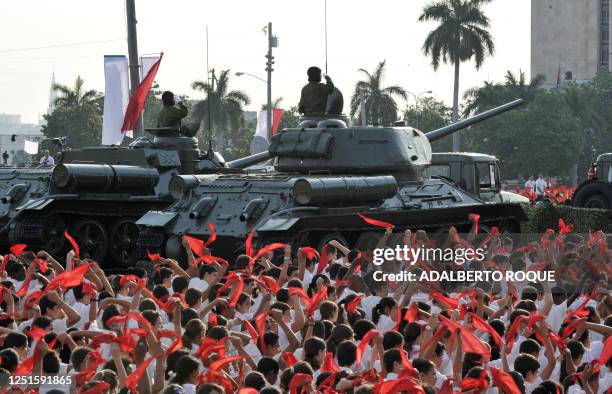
[41,214,67,255]
[317,232,349,251]
[73,219,108,264]
[108,219,140,267]
[354,232,383,252]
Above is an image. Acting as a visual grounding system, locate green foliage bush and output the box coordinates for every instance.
[522,203,612,233]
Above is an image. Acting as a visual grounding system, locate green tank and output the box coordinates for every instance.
[0,127,253,266]
[136,99,528,262]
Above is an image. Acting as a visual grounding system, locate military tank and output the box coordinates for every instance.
[136,99,527,261]
[0,127,254,266]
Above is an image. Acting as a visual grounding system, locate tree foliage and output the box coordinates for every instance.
[191,69,251,159]
[350,60,407,126]
[42,76,103,149]
[403,96,453,151]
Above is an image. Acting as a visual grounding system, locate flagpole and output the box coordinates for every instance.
[125,0,143,138]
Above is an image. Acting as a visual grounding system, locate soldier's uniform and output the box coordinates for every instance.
[298,78,335,116]
[157,102,188,131]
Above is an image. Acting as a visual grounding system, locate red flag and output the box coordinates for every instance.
[10,244,27,257]
[357,213,394,229]
[399,349,419,379]
[468,213,480,234]
[27,324,48,341]
[346,295,363,315]
[243,320,258,343]
[208,312,218,327]
[404,303,419,323]
[255,311,270,352]
[597,335,612,367]
[205,223,217,247]
[490,366,521,394]
[469,313,503,347]
[229,276,244,307]
[307,285,328,317]
[16,275,34,298]
[430,292,461,310]
[282,352,298,367]
[288,373,313,394]
[505,315,528,354]
[300,246,319,261]
[438,378,455,394]
[124,357,155,392]
[460,369,489,391]
[562,317,587,339]
[548,331,567,350]
[121,54,163,132]
[321,352,341,373]
[439,315,491,361]
[157,330,183,355]
[46,262,91,291]
[356,329,379,368]
[317,244,330,274]
[64,230,80,258]
[252,243,287,263]
[34,258,48,273]
[374,378,425,394]
[14,346,41,374]
[245,229,254,257]
[183,235,205,257]
[258,275,280,294]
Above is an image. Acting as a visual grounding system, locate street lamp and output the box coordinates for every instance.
[235,72,267,84]
[406,90,432,129]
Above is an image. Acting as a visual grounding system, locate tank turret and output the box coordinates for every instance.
[228,99,524,179]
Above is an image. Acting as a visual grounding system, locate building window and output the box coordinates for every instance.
[565,71,573,80]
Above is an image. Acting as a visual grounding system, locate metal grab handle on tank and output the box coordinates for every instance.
[316,119,347,129]
[298,120,319,128]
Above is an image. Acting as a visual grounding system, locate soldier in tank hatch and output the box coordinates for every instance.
[298,66,335,116]
[158,91,189,131]
[157,91,199,137]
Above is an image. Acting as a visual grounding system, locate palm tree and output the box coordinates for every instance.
[504,70,545,101]
[261,97,283,110]
[463,70,545,115]
[53,76,100,108]
[350,60,407,126]
[419,0,495,151]
[191,69,250,152]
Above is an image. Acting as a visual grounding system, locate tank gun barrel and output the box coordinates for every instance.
[226,151,272,169]
[425,99,524,143]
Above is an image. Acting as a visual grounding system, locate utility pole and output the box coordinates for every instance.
[265,22,277,142]
[126,0,143,137]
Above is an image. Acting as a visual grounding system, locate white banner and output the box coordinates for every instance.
[102,55,130,145]
[24,140,38,154]
[255,110,269,141]
[140,56,160,82]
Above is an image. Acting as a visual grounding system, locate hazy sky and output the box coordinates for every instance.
[0,0,530,125]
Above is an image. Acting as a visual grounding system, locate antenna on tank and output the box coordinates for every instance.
[324,0,328,73]
[205,25,214,159]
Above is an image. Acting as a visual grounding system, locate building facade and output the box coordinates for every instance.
[531,0,609,86]
[0,114,43,165]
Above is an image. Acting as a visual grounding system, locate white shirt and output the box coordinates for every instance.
[525,179,536,191]
[72,301,90,330]
[535,178,547,195]
[40,155,55,166]
[188,277,209,292]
